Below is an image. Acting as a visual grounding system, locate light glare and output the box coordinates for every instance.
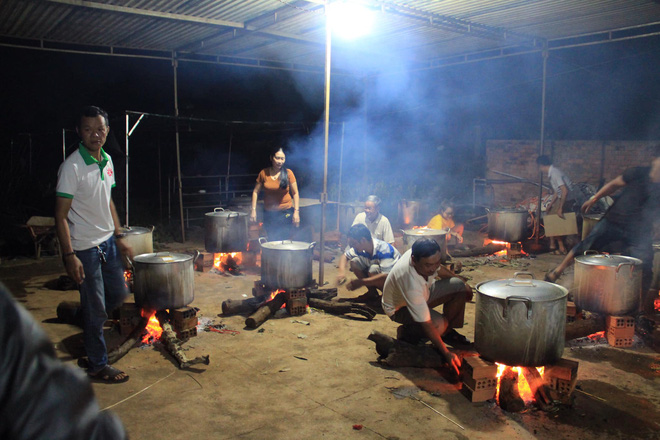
[327,1,374,40]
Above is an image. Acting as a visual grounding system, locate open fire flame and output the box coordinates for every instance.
[214,252,243,273]
[123,269,133,288]
[141,310,163,344]
[496,363,545,404]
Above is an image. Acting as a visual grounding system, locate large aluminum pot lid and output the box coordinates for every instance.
[133,252,193,264]
[488,207,528,213]
[205,207,246,218]
[402,228,449,236]
[476,274,568,301]
[260,240,314,251]
[120,226,153,235]
[575,254,642,267]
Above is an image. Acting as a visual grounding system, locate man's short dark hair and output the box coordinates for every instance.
[411,238,441,260]
[78,106,109,128]
[348,223,371,243]
[536,155,552,166]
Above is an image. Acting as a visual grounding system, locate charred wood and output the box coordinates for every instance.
[450,243,506,258]
[107,316,149,365]
[520,367,552,410]
[309,298,376,321]
[565,315,606,340]
[245,292,286,329]
[498,369,525,413]
[221,295,267,316]
[367,331,447,368]
[156,311,210,369]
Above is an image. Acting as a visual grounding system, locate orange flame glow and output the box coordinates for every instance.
[213,252,243,272]
[123,269,133,288]
[654,293,660,312]
[495,363,545,404]
[141,310,163,344]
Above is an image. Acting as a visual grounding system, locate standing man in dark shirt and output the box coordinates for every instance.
[546,146,660,310]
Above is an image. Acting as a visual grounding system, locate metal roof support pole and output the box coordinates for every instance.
[319,1,332,286]
[336,121,345,231]
[173,55,186,242]
[125,113,129,226]
[534,49,549,245]
[62,129,66,162]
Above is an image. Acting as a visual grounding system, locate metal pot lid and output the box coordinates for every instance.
[133,252,193,264]
[488,207,528,213]
[121,226,153,235]
[205,208,246,217]
[402,228,449,236]
[575,254,642,266]
[260,240,314,251]
[476,273,568,301]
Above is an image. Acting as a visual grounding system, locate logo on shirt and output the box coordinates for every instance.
[107,168,113,177]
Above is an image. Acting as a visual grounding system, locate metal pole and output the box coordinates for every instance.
[158,140,162,221]
[173,55,186,242]
[336,121,345,231]
[319,2,332,285]
[125,113,129,226]
[226,126,233,203]
[534,49,549,244]
[62,129,66,162]
[28,134,32,175]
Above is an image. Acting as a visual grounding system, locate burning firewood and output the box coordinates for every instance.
[245,291,287,329]
[498,368,525,412]
[449,243,506,258]
[565,315,606,340]
[221,295,267,316]
[520,367,552,409]
[155,311,210,369]
[107,316,149,364]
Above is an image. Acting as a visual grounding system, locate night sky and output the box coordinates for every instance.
[1,33,659,238]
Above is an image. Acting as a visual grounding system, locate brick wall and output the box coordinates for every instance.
[485,140,657,206]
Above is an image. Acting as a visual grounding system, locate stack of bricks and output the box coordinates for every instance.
[544,358,579,405]
[286,288,308,316]
[170,306,198,340]
[119,302,141,336]
[606,315,635,348]
[566,301,577,322]
[460,356,498,402]
[194,252,214,272]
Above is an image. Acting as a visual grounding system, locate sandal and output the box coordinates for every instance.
[441,329,472,347]
[88,365,129,383]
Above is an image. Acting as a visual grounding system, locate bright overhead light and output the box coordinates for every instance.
[326,1,374,40]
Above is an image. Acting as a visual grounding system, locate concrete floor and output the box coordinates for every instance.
[2,229,660,440]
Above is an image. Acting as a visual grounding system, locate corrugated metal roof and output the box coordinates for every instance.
[1,0,659,73]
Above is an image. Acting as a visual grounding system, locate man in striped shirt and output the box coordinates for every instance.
[337,223,401,301]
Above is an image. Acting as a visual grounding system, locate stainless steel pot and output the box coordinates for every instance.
[259,238,315,289]
[398,199,421,228]
[401,228,448,262]
[132,252,196,310]
[475,272,568,366]
[204,207,248,253]
[574,252,642,315]
[120,226,154,267]
[487,208,529,242]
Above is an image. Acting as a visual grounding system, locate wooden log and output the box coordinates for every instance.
[107,316,149,365]
[450,243,506,258]
[308,298,376,321]
[498,368,525,413]
[565,315,606,341]
[156,311,210,369]
[520,367,552,410]
[221,295,267,316]
[245,292,286,329]
[367,331,447,368]
[56,301,83,327]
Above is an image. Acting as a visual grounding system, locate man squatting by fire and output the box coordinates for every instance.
[546,145,660,312]
[336,223,401,302]
[55,106,134,383]
[382,238,473,374]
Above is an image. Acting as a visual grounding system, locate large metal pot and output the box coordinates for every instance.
[398,199,421,228]
[132,252,196,310]
[487,208,529,242]
[574,253,642,315]
[401,228,448,262]
[475,272,568,366]
[259,238,315,289]
[581,214,603,240]
[120,226,154,267]
[204,207,248,253]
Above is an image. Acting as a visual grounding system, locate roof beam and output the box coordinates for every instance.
[45,0,319,44]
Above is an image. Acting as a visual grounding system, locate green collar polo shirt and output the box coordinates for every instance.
[56,143,117,250]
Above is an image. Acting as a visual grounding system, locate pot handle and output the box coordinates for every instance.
[513,271,535,280]
[258,237,268,245]
[582,250,603,256]
[503,296,533,319]
[615,262,636,279]
[192,250,200,264]
[214,207,225,212]
[149,225,155,232]
[308,242,317,249]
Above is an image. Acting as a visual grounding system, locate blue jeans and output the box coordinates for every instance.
[76,236,128,372]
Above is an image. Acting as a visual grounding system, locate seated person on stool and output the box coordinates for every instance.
[427,202,464,249]
[336,224,401,301]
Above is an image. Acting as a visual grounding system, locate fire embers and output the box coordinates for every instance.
[483,239,528,259]
[212,252,243,275]
[460,356,579,411]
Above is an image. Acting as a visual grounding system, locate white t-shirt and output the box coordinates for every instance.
[382,249,434,322]
[352,212,395,243]
[56,145,116,250]
[547,165,573,195]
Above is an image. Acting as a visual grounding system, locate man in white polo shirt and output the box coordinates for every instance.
[351,195,394,244]
[336,223,401,302]
[55,106,133,384]
[382,238,472,375]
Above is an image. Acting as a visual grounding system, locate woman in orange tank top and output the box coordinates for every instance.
[250,146,300,241]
